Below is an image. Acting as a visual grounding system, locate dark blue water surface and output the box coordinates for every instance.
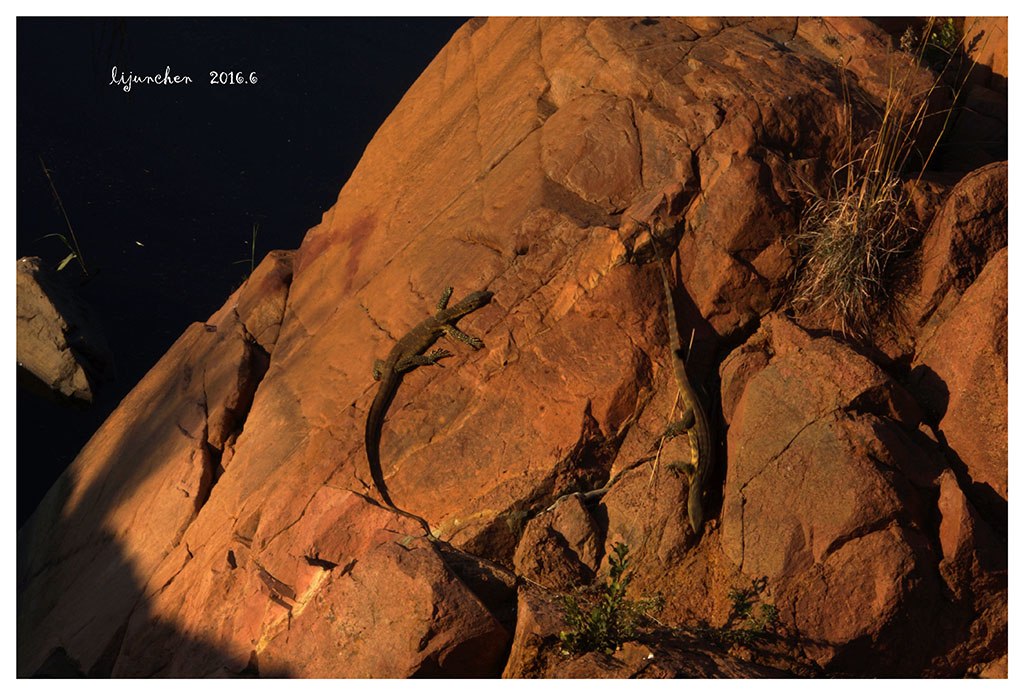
[17,17,468,526]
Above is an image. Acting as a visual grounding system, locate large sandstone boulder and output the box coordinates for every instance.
[18,17,1005,677]
[720,316,943,673]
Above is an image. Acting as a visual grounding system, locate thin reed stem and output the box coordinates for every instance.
[39,155,87,276]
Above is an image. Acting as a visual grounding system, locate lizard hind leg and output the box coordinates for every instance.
[372,358,385,381]
[665,460,696,478]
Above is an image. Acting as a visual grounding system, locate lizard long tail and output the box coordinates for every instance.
[364,384,433,536]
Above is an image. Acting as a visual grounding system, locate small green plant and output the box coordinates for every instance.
[727,585,755,619]
[38,233,82,272]
[900,17,960,68]
[749,603,779,633]
[927,18,959,53]
[691,577,778,647]
[558,543,663,655]
[727,577,779,636]
[38,155,87,276]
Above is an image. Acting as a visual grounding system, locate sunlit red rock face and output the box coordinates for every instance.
[18,17,1005,678]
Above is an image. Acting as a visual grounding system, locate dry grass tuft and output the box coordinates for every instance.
[788,17,974,338]
[790,170,910,337]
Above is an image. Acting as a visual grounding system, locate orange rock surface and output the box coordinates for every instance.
[18,17,1006,677]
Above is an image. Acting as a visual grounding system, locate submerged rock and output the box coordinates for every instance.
[16,256,114,404]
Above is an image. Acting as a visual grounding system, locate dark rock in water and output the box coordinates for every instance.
[16,256,114,405]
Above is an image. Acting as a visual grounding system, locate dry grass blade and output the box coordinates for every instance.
[790,173,909,336]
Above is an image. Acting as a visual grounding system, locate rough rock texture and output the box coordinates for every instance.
[113,491,510,677]
[18,251,286,676]
[513,493,601,590]
[18,17,1006,678]
[910,161,1008,329]
[16,256,114,403]
[911,248,1007,521]
[720,316,941,672]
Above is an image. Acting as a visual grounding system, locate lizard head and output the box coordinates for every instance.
[445,289,494,320]
[462,290,494,308]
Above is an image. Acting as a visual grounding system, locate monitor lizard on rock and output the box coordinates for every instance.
[652,237,715,536]
[364,285,493,536]
[545,234,716,537]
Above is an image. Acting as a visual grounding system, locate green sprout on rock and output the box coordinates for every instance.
[558,543,663,655]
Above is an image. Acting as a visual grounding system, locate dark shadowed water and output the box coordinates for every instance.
[16,17,468,526]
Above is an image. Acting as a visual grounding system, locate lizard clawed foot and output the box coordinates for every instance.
[395,348,454,373]
[425,347,454,363]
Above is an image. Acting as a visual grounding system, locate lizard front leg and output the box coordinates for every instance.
[659,407,696,440]
[436,285,454,310]
[442,324,485,349]
[396,348,454,373]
